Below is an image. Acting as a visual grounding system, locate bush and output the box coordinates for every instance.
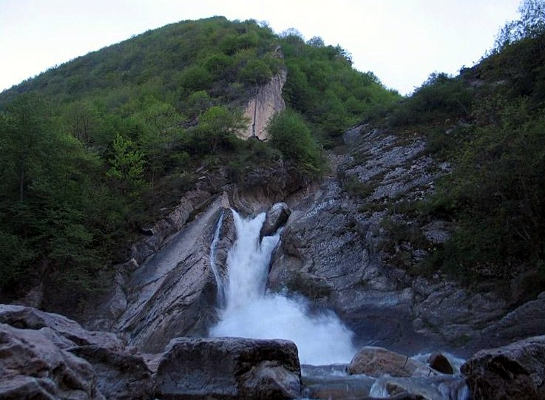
[267,110,324,176]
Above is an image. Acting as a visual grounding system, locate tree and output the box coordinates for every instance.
[268,109,324,176]
[496,0,545,48]
[0,94,52,202]
[106,133,145,196]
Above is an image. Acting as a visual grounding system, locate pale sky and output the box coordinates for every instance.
[0,0,520,95]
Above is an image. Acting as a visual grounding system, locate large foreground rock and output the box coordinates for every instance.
[0,323,104,400]
[0,304,153,400]
[461,335,545,399]
[155,337,301,399]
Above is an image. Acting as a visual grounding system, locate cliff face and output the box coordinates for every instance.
[268,125,545,355]
[237,70,287,141]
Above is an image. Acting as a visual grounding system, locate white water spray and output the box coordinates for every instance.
[210,210,356,365]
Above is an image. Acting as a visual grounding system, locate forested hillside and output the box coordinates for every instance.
[369,1,545,296]
[0,17,398,307]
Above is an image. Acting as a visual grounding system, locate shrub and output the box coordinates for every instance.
[267,109,324,176]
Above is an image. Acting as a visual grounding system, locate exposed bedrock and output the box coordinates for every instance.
[268,125,544,355]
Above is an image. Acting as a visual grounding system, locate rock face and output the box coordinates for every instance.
[109,197,236,352]
[461,335,545,400]
[347,346,432,377]
[260,202,291,238]
[155,337,301,399]
[238,70,287,141]
[0,305,153,400]
[267,126,535,354]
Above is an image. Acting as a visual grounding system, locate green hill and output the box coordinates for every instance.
[0,17,398,306]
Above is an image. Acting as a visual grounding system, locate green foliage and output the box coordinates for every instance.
[185,105,246,153]
[280,34,400,146]
[106,134,145,196]
[238,59,273,85]
[428,100,545,278]
[268,109,324,176]
[495,0,545,48]
[387,73,473,127]
[0,16,399,307]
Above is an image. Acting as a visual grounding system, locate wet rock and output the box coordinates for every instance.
[70,345,154,400]
[155,337,301,399]
[260,202,291,238]
[348,347,432,377]
[301,364,374,399]
[461,335,545,400]
[428,352,454,374]
[370,375,467,400]
[113,197,234,352]
[0,323,103,400]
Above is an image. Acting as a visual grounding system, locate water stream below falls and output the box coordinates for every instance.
[209,210,356,365]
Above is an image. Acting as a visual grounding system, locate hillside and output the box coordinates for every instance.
[0,16,398,310]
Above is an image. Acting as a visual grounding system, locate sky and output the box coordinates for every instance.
[0,0,521,95]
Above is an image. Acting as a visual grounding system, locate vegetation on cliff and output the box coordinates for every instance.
[376,0,545,292]
[0,17,396,307]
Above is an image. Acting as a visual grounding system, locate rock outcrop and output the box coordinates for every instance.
[267,126,535,354]
[155,337,301,399]
[0,323,104,400]
[0,305,153,400]
[260,202,291,238]
[110,197,235,352]
[461,335,545,400]
[238,70,287,141]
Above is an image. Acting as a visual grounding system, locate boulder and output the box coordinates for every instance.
[428,352,454,374]
[347,347,431,377]
[155,337,301,399]
[70,345,154,400]
[461,335,545,400]
[0,304,123,350]
[260,202,291,238]
[0,323,104,400]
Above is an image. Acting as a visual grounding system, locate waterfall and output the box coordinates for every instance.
[209,211,225,307]
[210,210,356,365]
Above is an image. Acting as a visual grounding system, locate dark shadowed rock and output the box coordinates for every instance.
[428,352,454,374]
[461,335,545,400]
[0,323,104,400]
[347,347,433,377]
[155,337,301,399]
[260,202,291,238]
[70,345,154,400]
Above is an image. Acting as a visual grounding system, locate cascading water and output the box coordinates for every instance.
[210,210,356,365]
[209,211,225,308]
